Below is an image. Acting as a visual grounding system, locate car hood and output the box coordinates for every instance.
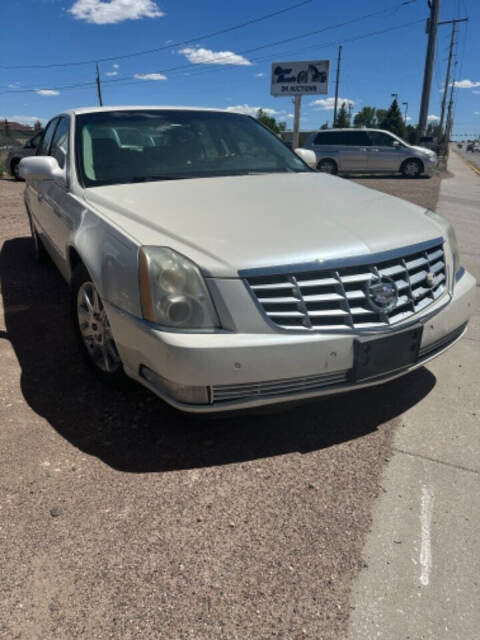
[410,145,435,156]
[84,172,443,278]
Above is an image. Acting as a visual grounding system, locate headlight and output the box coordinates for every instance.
[139,247,220,329]
[446,224,461,277]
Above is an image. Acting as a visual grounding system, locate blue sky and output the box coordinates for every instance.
[1,0,479,137]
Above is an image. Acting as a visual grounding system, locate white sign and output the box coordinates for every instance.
[270,60,330,96]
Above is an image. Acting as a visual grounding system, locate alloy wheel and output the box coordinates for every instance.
[76,282,121,373]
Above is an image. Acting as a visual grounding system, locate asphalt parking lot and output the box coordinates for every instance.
[0,163,477,639]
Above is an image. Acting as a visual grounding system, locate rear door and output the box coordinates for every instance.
[337,130,370,172]
[366,131,404,172]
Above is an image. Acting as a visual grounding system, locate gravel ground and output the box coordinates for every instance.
[0,174,441,639]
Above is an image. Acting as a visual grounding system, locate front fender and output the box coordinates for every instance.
[70,206,142,318]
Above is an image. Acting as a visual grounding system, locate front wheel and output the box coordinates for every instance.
[317,158,338,174]
[71,265,126,386]
[401,158,423,178]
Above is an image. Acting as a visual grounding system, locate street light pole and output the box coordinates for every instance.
[402,101,409,123]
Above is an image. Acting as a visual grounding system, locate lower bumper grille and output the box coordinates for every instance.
[211,370,349,404]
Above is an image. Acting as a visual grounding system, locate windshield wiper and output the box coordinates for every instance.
[121,175,187,183]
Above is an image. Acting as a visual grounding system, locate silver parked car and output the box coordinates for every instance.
[6,130,44,179]
[19,107,475,413]
[303,128,438,177]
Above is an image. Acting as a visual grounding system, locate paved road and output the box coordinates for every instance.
[454,147,480,173]
[348,150,480,639]
[0,165,475,639]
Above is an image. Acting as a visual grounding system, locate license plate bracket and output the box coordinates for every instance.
[353,326,423,382]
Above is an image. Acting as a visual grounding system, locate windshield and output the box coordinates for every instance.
[75,110,309,186]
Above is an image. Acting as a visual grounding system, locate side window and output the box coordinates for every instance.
[368,132,398,147]
[314,132,342,145]
[37,119,58,156]
[50,117,69,169]
[343,131,371,146]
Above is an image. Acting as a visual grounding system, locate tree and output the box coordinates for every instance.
[34,120,42,131]
[335,102,350,128]
[378,99,405,138]
[353,106,377,128]
[319,121,329,130]
[375,109,387,126]
[256,109,286,135]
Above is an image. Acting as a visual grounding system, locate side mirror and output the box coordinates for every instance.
[19,156,65,183]
[294,148,317,169]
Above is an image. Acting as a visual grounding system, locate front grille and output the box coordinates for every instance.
[245,240,447,331]
[211,370,349,404]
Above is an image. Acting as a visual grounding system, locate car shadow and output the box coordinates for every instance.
[1,237,436,474]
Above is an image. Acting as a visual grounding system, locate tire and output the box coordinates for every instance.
[11,159,23,181]
[71,264,127,387]
[317,158,338,174]
[401,158,423,178]
[27,211,49,263]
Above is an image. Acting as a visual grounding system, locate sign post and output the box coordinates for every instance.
[271,60,329,148]
[292,95,302,150]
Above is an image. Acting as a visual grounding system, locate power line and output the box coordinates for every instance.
[0,16,424,96]
[0,1,313,70]
[0,0,418,86]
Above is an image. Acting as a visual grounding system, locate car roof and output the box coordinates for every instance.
[314,128,393,134]
[55,105,240,118]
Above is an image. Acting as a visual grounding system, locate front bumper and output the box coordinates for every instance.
[106,269,476,413]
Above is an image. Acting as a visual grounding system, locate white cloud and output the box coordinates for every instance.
[474,112,480,116]
[287,113,294,118]
[225,105,278,117]
[427,114,440,122]
[134,73,167,81]
[7,83,20,89]
[69,0,164,24]
[113,63,119,69]
[106,71,118,76]
[310,97,355,110]
[473,90,480,95]
[255,72,265,78]
[450,79,480,89]
[406,115,412,121]
[179,47,252,66]
[36,89,60,96]
[0,115,45,126]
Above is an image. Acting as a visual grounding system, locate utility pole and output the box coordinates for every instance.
[402,101,409,123]
[292,95,302,149]
[96,63,103,107]
[439,17,468,135]
[418,0,441,139]
[445,59,458,142]
[333,45,342,127]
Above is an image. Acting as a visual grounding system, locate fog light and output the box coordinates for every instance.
[140,366,210,405]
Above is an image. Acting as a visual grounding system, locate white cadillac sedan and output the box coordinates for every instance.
[20,107,476,413]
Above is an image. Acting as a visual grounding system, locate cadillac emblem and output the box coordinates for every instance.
[425,271,436,288]
[366,276,398,313]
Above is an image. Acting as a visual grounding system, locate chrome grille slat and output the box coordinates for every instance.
[246,241,447,331]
